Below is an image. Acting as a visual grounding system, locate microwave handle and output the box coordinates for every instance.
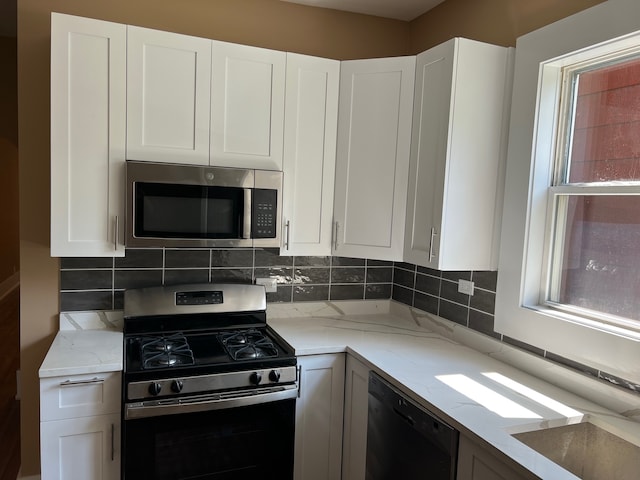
[243,188,252,240]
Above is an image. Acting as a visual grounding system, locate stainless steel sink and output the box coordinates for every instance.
[511,418,640,480]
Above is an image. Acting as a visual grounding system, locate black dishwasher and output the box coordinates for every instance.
[365,372,458,480]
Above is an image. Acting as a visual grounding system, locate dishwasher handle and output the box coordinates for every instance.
[392,405,416,427]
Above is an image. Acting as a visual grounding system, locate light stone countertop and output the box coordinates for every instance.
[38,300,640,479]
[267,300,640,480]
[38,311,124,378]
[38,329,123,378]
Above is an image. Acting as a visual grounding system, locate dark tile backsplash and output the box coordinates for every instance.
[390,262,639,396]
[59,248,393,310]
[59,250,638,395]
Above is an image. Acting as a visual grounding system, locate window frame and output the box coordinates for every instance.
[495,0,640,386]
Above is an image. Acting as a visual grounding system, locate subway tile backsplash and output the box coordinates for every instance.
[59,248,393,311]
[58,250,638,395]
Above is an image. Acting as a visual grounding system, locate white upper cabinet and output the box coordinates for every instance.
[50,13,126,257]
[211,41,286,170]
[126,30,285,170]
[333,56,415,261]
[126,26,212,165]
[281,53,340,256]
[404,38,513,271]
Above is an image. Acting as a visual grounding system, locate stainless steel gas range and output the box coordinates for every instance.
[121,283,297,480]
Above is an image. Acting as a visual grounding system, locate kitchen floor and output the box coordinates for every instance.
[0,287,20,480]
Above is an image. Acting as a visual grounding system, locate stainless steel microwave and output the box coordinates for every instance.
[126,161,282,248]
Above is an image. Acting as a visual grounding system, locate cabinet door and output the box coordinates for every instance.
[50,13,126,257]
[281,53,339,256]
[404,38,511,270]
[457,435,538,480]
[41,413,120,480]
[127,26,211,165]
[295,354,346,480]
[211,41,286,170]
[341,355,369,480]
[403,40,453,269]
[333,56,415,261]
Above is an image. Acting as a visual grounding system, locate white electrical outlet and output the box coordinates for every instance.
[256,277,278,293]
[458,279,474,296]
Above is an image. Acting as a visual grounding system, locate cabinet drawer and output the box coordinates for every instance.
[40,372,121,421]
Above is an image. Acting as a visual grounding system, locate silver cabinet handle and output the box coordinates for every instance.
[114,216,119,251]
[297,365,302,398]
[428,227,437,262]
[59,377,105,387]
[284,220,290,250]
[333,221,339,251]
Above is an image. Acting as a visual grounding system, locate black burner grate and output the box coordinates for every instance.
[140,333,195,369]
[219,329,279,360]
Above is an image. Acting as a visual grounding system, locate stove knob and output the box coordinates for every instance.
[250,372,263,385]
[269,370,281,382]
[171,379,184,393]
[148,382,162,396]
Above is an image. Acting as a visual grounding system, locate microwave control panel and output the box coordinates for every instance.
[252,189,277,238]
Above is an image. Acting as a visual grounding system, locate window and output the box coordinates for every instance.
[495,0,640,389]
[545,53,640,332]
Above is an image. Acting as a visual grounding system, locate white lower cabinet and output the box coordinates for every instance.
[40,372,121,480]
[341,355,369,480]
[40,414,120,480]
[295,354,346,480]
[457,434,537,480]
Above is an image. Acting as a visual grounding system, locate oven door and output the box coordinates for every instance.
[123,388,296,480]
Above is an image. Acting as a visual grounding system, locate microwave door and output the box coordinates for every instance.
[243,188,251,240]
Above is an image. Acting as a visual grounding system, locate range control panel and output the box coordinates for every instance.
[176,291,224,306]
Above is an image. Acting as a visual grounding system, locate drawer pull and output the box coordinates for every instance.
[59,377,105,387]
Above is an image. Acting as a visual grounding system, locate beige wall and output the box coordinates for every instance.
[409,0,606,52]
[16,0,607,476]
[0,36,18,286]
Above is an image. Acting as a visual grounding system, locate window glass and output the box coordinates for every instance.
[549,194,640,322]
[547,54,640,328]
[567,57,640,183]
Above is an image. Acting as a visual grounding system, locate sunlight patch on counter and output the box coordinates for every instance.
[482,372,583,419]
[436,374,542,419]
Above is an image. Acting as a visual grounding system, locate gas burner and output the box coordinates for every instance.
[219,329,279,361]
[140,333,195,369]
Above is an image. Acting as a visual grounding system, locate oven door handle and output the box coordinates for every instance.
[125,384,298,420]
